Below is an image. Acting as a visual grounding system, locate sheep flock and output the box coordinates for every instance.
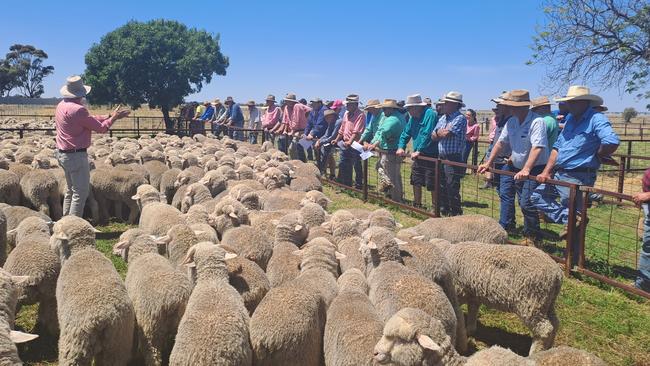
[0,130,607,366]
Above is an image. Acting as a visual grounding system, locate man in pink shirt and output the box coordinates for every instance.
[55,76,130,217]
[331,94,365,188]
[261,94,281,143]
[278,93,311,161]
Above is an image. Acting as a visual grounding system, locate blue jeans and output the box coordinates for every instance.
[499,165,517,230]
[462,140,473,164]
[439,153,464,216]
[636,204,650,292]
[338,148,362,188]
[506,165,544,235]
[531,170,597,225]
[248,132,258,144]
[277,135,288,154]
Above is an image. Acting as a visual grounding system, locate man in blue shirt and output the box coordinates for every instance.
[479,90,549,241]
[315,109,340,179]
[191,101,212,136]
[532,86,619,260]
[224,96,244,141]
[304,98,327,161]
[432,91,467,216]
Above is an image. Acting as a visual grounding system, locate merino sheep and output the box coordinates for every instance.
[50,216,134,366]
[159,168,181,204]
[289,175,322,192]
[220,225,273,270]
[180,183,213,213]
[113,229,192,366]
[156,224,199,268]
[199,170,227,196]
[437,241,562,355]
[300,190,332,209]
[209,197,250,238]
[399,214,508,244]
[138,201,184,238]
[3,205,50,249]
[20,169,62,220]
[0,170,20,206]
[250,240,342,366]
[0,268,39,365]
[324,268,383,366]
[3,217,59,338]
[221,250,270,315]
[265,212,310,287]
[328,210,363,243]
[261,167,287,190]
[300,201,328,228]
[360,227,461,349]
[90,167,147,224]
[169,243,252,366]
[529,346,607,366]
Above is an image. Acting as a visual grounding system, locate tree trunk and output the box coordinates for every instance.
[162,105,174,135]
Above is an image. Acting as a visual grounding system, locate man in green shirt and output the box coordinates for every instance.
[531,96,559,147]
[360,99,383,143]
[365,99,405,202]
[397,94,439,209]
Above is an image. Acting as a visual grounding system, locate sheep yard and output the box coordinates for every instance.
[0,130,647,366]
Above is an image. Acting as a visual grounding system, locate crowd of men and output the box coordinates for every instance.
[176,87,650,292]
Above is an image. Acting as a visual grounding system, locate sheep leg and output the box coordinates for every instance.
[86,193,100,224]
[48,192,63,221]
[114,201,123,221]
[36,297,59,339]
[58,328,94,366]
[95,314,134,366]
[466,300,480,335]
[525,311,558,355]
[125,200,140,224]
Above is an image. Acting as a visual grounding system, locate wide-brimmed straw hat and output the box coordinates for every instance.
[500,89,532,107]
[212,98,222,105]
[423,97,432,105]
[530,96,552,109]
[554,85,603,106]
[404,94,428,107]
[345,94,360,104]
[284,93,298,103]
[364,99,381,110]
[310,97,323,104]
[60,76,91,98]
[324,109,337,118]
[381,99,400,109]
[593,105,608,112]
[490,91,508,104]
[265,94,276,102]
[441,91,465,107]
[247,100,256,107]
[225,96,235,104]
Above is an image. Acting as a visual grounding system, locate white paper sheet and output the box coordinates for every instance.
[360,150,374,160]
[351,141,365,153]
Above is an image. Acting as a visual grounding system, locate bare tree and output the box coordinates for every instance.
[530,0,650,108]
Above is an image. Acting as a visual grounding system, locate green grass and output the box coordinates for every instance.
[324,185,650,366]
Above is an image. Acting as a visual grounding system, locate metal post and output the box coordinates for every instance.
[261,130,266,144]
[136,117,140,137]
[362,158,369,202]
[626,141,632,172]
[19,129,23,139]
[565,184,578,274]
[617,156,626,200]
[433,159,441,217]
[577,190,589,269]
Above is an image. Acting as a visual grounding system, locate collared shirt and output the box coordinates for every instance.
[488,117,497,142]
[398,108,438,156]
[199,105,215,120]
[261,105,281,129]
[643,168,650,192]
[466,123,480,142]
[360,111,384,143]
[371,111,405,150]
[55,99,114,150]
[194,104,206,118]
[213,104,226,122]
[434,110,467,157]
[282,103,311,132]
[539,113,560,147]
[319,119,342,145]
[247,107,261,129]
[498,111,549,169]
[227,103,244,126]
[305,105,328,138]
[553,107,620,170]
[338,109,366,142]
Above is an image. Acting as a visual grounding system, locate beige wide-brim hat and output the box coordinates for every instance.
[555,85,603,106]
[441,91,465,107]
[284,93,298,103]
[364,99,381,110]
[530,96,552,109]
[60,75,91,98]
[381,99,400,109]
[500,89,532,107]
[404,94,427,107]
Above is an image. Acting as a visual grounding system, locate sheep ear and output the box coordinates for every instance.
[113,241,130,250]
[417,334,442,353]
[159,194,167,201]
[6,228,16,236]
[367,241,378,250]
[224,252,238,260]
[394,238,408,246]
[181,247,195,265]
[294,224,303,232]
[185,261,196,268]
[199,177,209,185]
[11,275,31,286]
[131,194,140,200]
[54,233,69,241]
[193,230,206,236]
[154,235,171,245]
[412,235,425,240]
[228,212,238,219]
[396,222,403,229]
[10,330,38,344]
[335,251,346,260]
[92,227,102,233]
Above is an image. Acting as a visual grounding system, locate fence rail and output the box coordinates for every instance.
[321,146,649,300]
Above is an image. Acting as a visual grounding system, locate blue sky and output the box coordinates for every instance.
[0,0,645,112]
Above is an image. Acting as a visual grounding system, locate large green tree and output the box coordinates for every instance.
[84,19,229,132]
[530,0,650,109]
[2,44,54,98]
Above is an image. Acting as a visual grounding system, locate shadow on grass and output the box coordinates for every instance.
[16,323,58,364]
[472,321,532,356]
